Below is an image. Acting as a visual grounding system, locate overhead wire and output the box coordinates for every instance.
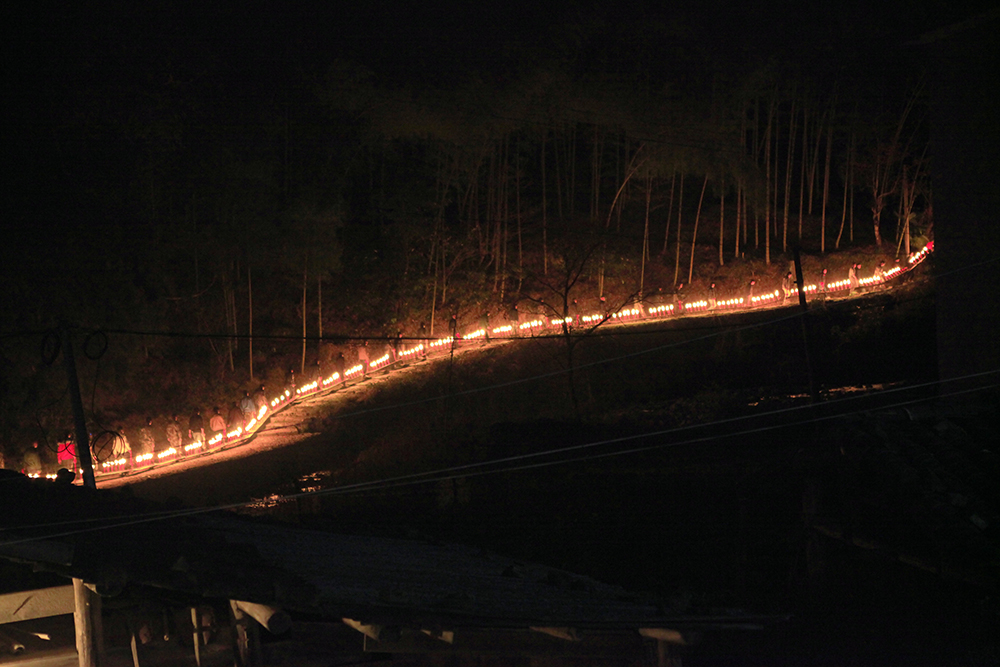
[295,381,1000,501]
[242,369,1000,500]
[3,367,996,545]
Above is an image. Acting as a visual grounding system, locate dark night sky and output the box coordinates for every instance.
[7,0,995,101]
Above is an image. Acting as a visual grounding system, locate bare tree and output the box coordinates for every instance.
[688,173,709,284]
[524,239,638,419]
[857,85,923,246]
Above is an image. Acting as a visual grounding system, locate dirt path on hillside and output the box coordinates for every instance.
[97,343,504,496]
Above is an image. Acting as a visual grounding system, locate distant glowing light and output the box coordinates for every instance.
[647,304,675,317]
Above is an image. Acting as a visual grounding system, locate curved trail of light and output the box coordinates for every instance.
[30,245,934,483]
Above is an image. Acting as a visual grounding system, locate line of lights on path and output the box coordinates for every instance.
[25,245,931,482]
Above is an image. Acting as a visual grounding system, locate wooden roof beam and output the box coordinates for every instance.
[0,585,74,624]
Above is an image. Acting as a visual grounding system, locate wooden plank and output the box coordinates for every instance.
[0,585,75,624]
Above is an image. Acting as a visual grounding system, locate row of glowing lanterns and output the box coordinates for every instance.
[95,402,270,474]
[78,244,932,478]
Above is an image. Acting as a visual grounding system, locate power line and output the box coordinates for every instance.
[3,368,995,544]
[302,381,1000,501]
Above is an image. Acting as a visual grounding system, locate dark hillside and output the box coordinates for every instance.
[118,278,1000,663]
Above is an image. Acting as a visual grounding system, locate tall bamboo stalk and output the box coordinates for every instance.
[673,173,684,285]
[541,129,548,275]
[783,99,796,252]
[808,109,825,216]
[688,173,708,284]
[661,170,676,255]
[734,184,741,259]
[301,257,307,374]
[719,175,725,266]
[641,175,651,299]
[821,116,832,253]
[798,104,808,241]
[764,97,774,265]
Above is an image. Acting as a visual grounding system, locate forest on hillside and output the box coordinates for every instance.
[1,2,947,461]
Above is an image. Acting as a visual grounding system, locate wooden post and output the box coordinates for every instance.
[232,600,291,635]
[191,607,201,667]
[230,600,261,667]
[62,326,96,489]
[792,247,819,403]
[73,578,102,667]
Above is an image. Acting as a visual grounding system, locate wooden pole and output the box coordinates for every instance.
[73,579,102,667]
[230,600,261,667]
[62,326,95,489]
[191,607,201,667]
[793,246,818,403]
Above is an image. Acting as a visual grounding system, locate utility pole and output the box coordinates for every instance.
[791,248,819,403]
[62,325,95,490]
[62,325,104,666]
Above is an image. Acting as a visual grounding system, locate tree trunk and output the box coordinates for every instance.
[783,99,796,252]
[591,124,602,223]
[568,123,576,219]
[301,258,307,374]
[429,242,438,336]
[516,136,523,289]
[641,175,651,299]
[734,183,741,259]
[554,127,564,222]
[689,173,709,284]
[753,96,760,250]
[773,116,780,239]
[754,207,759,250]
[541,129,548,275]
[808,109,825,216]
[764,97,774,265]
[661,170,676,255]
[835,131,852,249]
[849,129,855,242]
[799,103,808,242]
[821,117,833,253]
[673,173,684,286]
[719,175,725,266]
[895,187,904,247]
[742,183,748,246]
[224,267,236,373]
